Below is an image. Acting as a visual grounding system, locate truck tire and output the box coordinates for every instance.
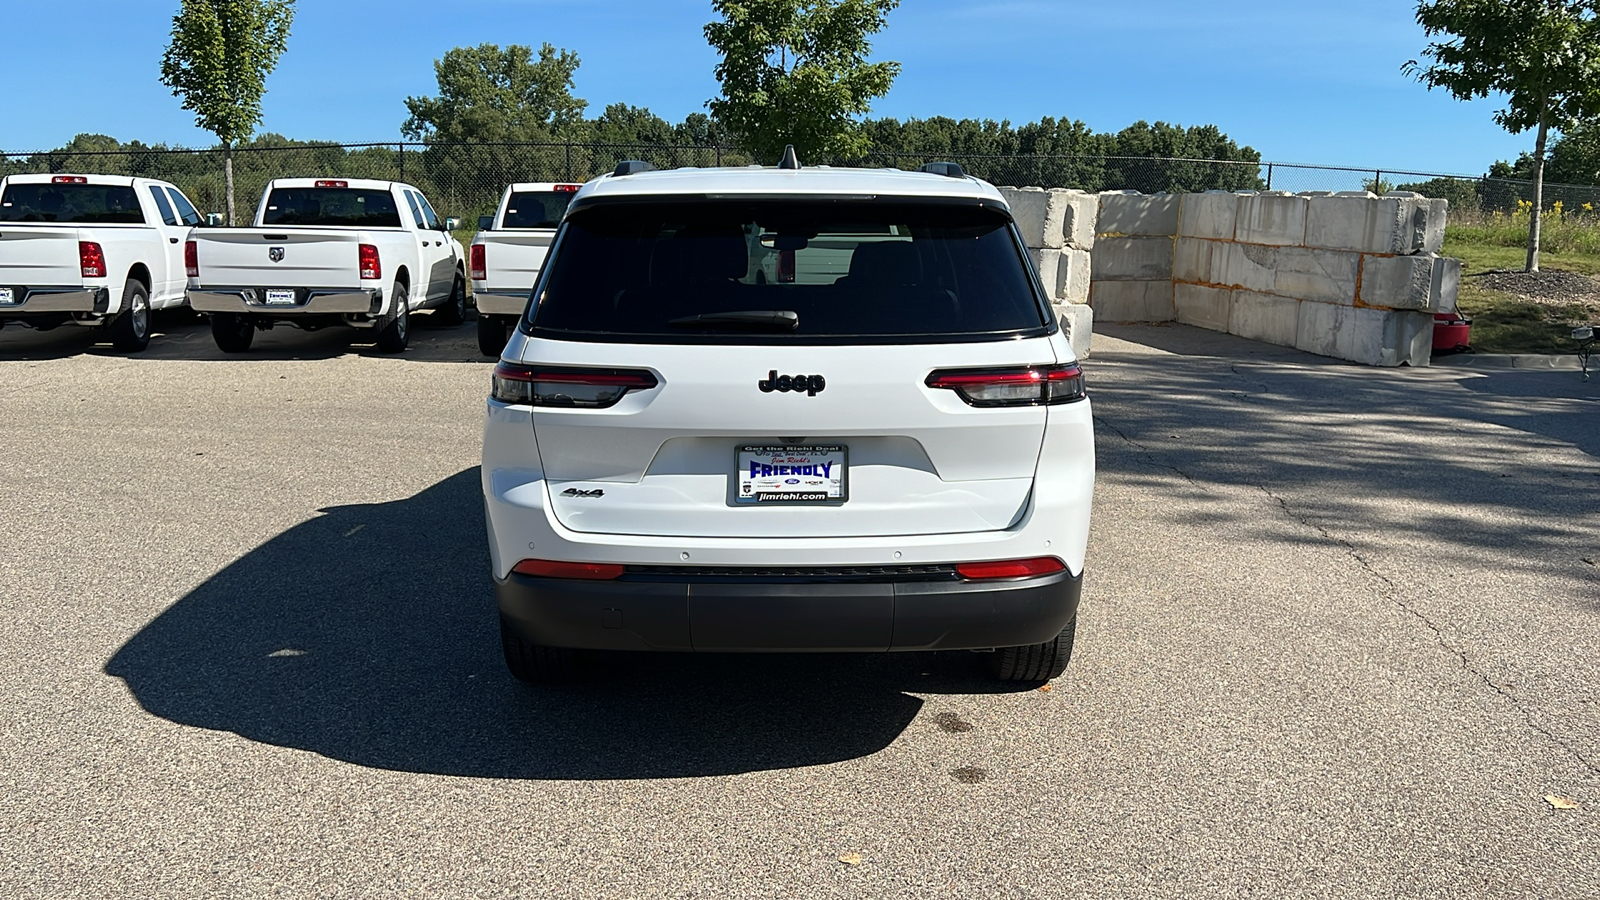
[375,281,410,353]
[435,273,466,326]
[477,314,509,358]
[109,279,152,352]
[210,312,254,353]
[991,617,1076,683]
[500,616,582,683]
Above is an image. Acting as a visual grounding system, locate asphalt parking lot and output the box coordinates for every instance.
[2,314,1597,898]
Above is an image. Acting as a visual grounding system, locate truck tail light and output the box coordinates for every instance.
[314,180,348,188]
[955,557,1066,580]
[53,175,88,184]
[777,249,795,283]
[470,244,486,280]
[512,558,625,580]
[553,184,580,192]
[926,364,1085,407]
[79,241,106,278]
[491,362,658,408]
[184,240,198,278]
[359,243,381,280]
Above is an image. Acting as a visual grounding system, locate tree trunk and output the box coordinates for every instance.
[1526,109,1549,273]
[225,143,236,227]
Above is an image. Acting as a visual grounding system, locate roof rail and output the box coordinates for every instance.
[612,160,657,177]
[918,161,966,179]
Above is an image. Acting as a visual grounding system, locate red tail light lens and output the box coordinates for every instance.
[553,184,580,192]
[492,363,658,408]
[470,244,486,280]
[184,240,198,278]
[314,180,348,188]
[926,364,1085,407]
[52,175,88,184]
[777,248,796,283]
[512,558,625,580]
[359,243,381,280]
[955,557,1066,580]
[78,241,106,278]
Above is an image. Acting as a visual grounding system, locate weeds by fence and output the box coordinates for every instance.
[5,140,1600,226]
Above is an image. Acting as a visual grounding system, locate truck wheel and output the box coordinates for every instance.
[110,280,152,352]
[435,273,466,326]
[375,281,410,353]
[500,616,582,683]
[210,312,254,353]
[990,617,1076,683]
[477,314,509,358]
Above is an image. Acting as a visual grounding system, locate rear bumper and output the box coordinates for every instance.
[496,568,1082,652]
[188,286,381,315]
[0,286,109,315]
[473,289,528,316]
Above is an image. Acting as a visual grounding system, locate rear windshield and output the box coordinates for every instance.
[260,187,402,227]
[501,191,576,229]
[526,201,1048,344]
[0,183,145,224]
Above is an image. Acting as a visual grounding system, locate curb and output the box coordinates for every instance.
[1430,353,1584,371]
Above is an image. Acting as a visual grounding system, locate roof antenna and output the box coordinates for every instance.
[778,144,800,170]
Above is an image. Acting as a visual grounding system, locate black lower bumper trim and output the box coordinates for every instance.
[495,568,1082,652]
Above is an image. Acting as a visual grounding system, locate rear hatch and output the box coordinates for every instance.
[512,197,1069,539]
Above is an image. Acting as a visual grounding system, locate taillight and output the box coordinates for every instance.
[52,175,88,184]
[359,243,381,280]
[491,362,658,408]
[78,241,106,278]
[512,558,625,580]
[314,179,348,188]
[184,240,198,278]
[554,184,580,193]
[955,557,1066,580]
[926,364,1085,407]
[470,244,486,280]
[777,248,796,283]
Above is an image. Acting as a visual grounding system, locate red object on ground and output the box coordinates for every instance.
[1433,313,1471,353]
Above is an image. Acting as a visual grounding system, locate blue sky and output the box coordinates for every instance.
[0,0,1537,176]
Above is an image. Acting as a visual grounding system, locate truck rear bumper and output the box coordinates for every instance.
[188,286,381,315]
[0,286,109,316]
[473,289,528,316]
[496,568,1082,653]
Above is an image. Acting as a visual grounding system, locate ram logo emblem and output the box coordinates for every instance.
[268,246,285,263]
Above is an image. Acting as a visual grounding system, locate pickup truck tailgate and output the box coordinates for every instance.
[0,226,83,286]
[480,230,555,290]
[194,229,363,288]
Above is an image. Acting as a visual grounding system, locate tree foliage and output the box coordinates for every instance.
[403,43,587,143]
[706,0,901,163]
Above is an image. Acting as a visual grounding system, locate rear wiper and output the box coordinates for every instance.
[667,310,799,330]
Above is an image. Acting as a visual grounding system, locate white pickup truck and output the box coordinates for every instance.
[187,177,466,353]
[469,181,580,356]
[0,173,207,351]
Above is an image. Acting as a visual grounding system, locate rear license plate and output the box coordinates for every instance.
[736,444,847,504]
[0,287,14,305]
[264,288,296,305]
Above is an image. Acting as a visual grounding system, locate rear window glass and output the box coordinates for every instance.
[501,191,575,229]
[526,201,1048,344]
[261,188,401,227]
[168,189,203,226]
[0,183,145,224]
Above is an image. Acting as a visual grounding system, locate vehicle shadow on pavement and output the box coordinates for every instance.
[106,469,1013,780]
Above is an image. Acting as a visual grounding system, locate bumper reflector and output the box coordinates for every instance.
[512,558,626,580]
[955,557,1066,580]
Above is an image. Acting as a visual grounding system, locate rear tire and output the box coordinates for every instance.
[477,313,509,358]
[990,617,1076,682]
[375,281,410,353]
[210,312,254,353]
[500,616,581,683]
[110,279,151,352]
[435,273,466,326]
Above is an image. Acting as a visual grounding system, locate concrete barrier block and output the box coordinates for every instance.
[1061,247,1091,303]
[1295,297,1348,358]
[1344,306,1433,366]
[1431,255,1461,313]
[1359,255,1434,310]
[1060,190,1098,250]
[1257,245,1360,306]
[1306,195,1429,254]
[1031,248,1063,299]
[1235,192,1308,246]
[1000,187,1057,248]
[1055,302,1094,358]
[1229,290,1299,347]
[1173,237,1230,285]
[1419,199,1448,255]
[1097,192,1180,236]
[1090,280,1174,322]
[1091,236,1173,280]
[1174,284,1232,332]
[1177,191,1238,239]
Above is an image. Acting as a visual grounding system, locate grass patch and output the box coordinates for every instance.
[1442,232,1600,354]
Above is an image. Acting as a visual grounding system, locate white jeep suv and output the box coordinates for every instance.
[481,157,1094,683]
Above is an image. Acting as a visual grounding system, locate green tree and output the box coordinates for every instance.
[705,0,901,163]
[1406,0,1600,271]
[159,0,296,225]
[402,43,586,144]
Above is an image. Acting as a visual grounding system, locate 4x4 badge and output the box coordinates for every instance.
[562,488,605,498]
[758,370,826,396]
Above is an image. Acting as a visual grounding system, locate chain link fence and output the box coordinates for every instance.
[6,141,1600,224]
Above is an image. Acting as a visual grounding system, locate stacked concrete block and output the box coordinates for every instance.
[998,186,1098,357]
[1089,192,1178,322]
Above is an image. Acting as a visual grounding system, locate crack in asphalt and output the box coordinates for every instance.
[1092,414,1196,484]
